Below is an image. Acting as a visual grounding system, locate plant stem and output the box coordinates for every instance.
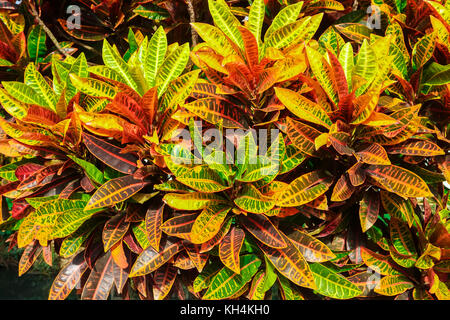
[26,0,69,58]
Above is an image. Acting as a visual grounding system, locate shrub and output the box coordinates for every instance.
[0,0,448,300]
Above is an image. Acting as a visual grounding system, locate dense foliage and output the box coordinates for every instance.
[0,0,449,300]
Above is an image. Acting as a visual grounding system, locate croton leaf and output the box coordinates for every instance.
[130,238,182,277]
[191,205,231,244]
[83,133,138,174]
[85,175,149,211]
[366,165,432,198]
[49,251,89,300]
[258,235,316,289]
[81,252,115,300]
[202,254,261,300]
[374,275,415,296]
[309,263,363,299]
[240,214,287,249]
[219,227,245,274]
[277,170,333,207]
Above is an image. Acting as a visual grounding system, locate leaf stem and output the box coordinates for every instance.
[25,0,69,58]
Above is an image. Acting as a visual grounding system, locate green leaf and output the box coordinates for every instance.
[2,81,46,106]
[422,62,450,86]
[234,184,275,214]
[338,42,354,91]
[275,87,332,129]
[102,40,138,92]
[155,43,190,97]
[69,74,117,99]
[390,218,417,258]
[27,25,47,63]
[68,155,104,185]
[412,32,436,71]
[145,26,167,88]
[208,0,243,49]
[248,0,265,50]
[277,170,333,207]
[264,2,304,40]
[203,254,261,299]
[24,62,58,109]
[163,192,228,211]
[310,263,363,299]
[191,205,231,244]
[133,4,170,20]
[374,275,414,296]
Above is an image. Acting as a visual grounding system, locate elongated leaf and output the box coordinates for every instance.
[288,229,336,262]
[277,170,333,207]
[175,165,231,193]
[191,205,231,244]
[234,184,275,214]
[69,74,117,99]
[145,26,167,87]
[203,254,261,299]
[240,214,287,248]
[155,43,190,97]
[359,191,380,232]
[163,192,227,211]
[306,46,339,105]
[366,165,432,198]
[219,227,245,273]
[85,175,149,211]
[275,87,332,129]
[60,217,103,258]
[183,98,247,129]
[102,40,138,92]
[51,202,99,239]
[83,133,138,174]
[258,236,316,289]
[18,241,42,276]
[161,213,197,241]
[248,270,267,300]
[27,25,46,63]
[25,63,57,109]
[360,247,401,276]
[388,140,445,157]
[193,263,221,293]
[130,238,181,277]
[390,218,417,258]
[352,39,377,95]
[381,191,414,227]
[208,0,243,49]
[49,251,89,300]
[355,143,391,165]
[286,117,323,157]
[310,263,363,299]
[103,213,130,252]
[248,0,265,50]
[81,252,115,300]
[330,174,355,202]
[68,156,104,185]
[145,204,164,251]
[264,2,304,40]
[153,263,177,300]
[2,81,46,106]
[265,16,318,50]
[0,88,27,120]
[412,32,436,71]
[191,23,235,56]
[374,275,414,296]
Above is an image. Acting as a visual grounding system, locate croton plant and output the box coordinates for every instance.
[0,0,449,300]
